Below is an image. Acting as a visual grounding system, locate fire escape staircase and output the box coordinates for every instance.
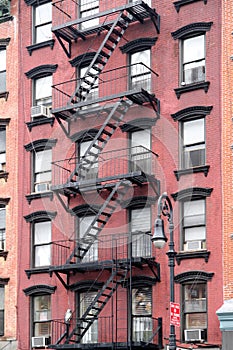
[64,264,128,344]
[66,180,131,264]
[69,100,132,183]
[69,11,133,105]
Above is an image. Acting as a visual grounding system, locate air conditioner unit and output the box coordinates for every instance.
[31,336,50,348]
[35,183,50,193]
[31,105,50,119]
[184,329,205,342]
[186,240,202,251]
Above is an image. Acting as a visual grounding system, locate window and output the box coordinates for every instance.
[0,128,6,172]
[0,0,10,18]
[182,199,206,251]
[130,129,151,174]
[34,75,52,108]
[129,50,151,91]
[181,118,205,168]
[34,149,52,193]
[0,48,6,92]
[0,205,6,251]
[131,206,151,258]
[0,285,4,336]
[80,0,99,29]
[183,282,207,340]
[78,140,98,180]
[33,2,52,44]
[132,287,152,342]
[79,65,98,107]
[78,215,98,262]
[32,294,51,337]
[33,221,51,267]
[181,34,205,85]
[79,291,98,343]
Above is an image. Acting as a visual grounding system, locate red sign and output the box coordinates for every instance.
[170,302,180,327]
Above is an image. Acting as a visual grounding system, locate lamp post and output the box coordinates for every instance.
[151,192,177,350]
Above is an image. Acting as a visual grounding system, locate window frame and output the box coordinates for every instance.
[182,281,207,341]
[77,214,98,263]
[32,1,52,45]
[0,285,5,336]
[180,33,206,85]
[33,74,52,109]
[180,116,206,169]
[0,47,6,93]
[131,286,153,342]
[129,206,152,258]
[181,198,206,251]
[33,147,52,193]
[79,0,99,30]
[77,290,98,344]
[31,294,52,337]
[129,49,151,92]
[0,127,6,172]
[130,128,152,174]
[0,205,6,252]
[32,219,52,268]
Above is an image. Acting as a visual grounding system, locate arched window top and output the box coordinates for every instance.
[0,38,10,48]
[24,138,57,152]
[24,0,50,5]
[171,22,213,40]
[24,211,57,223]
[120,118,157,133]
[70,52,97,68]
[122,196,157,209]
[120,37,157,54]
[172,187,213,201]
[71,204,99,217]
[70,280,103,292]
[0,278,9,285]
[171,106,213,122]
[71,129,99,143]
[25,64,58,79]
[123,276,157,288]
[0,198,10,205]
[175,271,214,284]
[23,284,56,296]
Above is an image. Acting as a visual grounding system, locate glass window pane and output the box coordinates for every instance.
[183,35,204,64]
[184,226,206,241]
[131,50,150,70]
[34,295,51,321]
[35,221,51,244]
[35,3,52,26]
[183,119,204,145]
[0,50,6,71]
[132,287,152,316]
[0,72,6,92]
[35,76,52,101]
[131,207,150,232]
[35,245,51,266]
[35,149,52,173]
[0,287,4,310]
[36,23,52,43]
[0,130,6,153]
[184,200,205,226]
[0,208,6,230]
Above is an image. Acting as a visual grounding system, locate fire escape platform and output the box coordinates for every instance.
[49,257,159,276]
[51,171,159,197]
[49,341,159,350]
[52,88,159,122]
[52,0,160,45]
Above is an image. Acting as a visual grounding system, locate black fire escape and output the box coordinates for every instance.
[49,1,162,349]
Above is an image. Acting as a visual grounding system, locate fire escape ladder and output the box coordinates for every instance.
[68,99,133,182]
[69,11,133,105]
[66,180,131,263]
[67,263,129,343]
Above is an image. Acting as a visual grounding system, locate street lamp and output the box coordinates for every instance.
[151,192,177,350]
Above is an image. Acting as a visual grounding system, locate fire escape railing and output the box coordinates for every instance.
[52,145,158,190]
[52,63,159,114]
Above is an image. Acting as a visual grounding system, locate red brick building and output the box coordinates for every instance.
[0,0,19,348]
[18,1,223,350]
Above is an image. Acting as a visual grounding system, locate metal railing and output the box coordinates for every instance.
[52,0,151,29]
[52,63,157,112]
[50,315,162,346]
[52,145,158,188]
[50,231,154,267]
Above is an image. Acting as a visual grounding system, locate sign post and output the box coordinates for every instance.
[170,302,180,327]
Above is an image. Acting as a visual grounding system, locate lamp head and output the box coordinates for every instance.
[152,217,167,249]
